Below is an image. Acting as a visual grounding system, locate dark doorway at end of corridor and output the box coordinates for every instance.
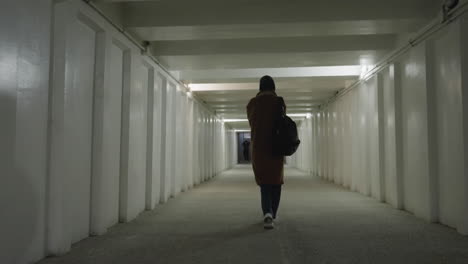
[237,132,251,164]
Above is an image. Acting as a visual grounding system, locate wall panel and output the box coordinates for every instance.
[366,76,381,200]
[126,60,149,219]
[381,66,399,207]
[431,22,464,229]
[163,83,175,201]
[0,0,51,262]
[146,71,162,209]
[65,19,96,244]
[399,44,432,219]
[460,13,468,235]
[100,41,124,227]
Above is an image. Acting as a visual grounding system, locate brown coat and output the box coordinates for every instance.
[247,91,286,185]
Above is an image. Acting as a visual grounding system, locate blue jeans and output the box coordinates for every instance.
[260,184,282,219]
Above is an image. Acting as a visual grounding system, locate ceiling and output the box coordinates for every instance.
[93,0,441,129]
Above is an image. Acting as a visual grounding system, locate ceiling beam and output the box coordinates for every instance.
[121,0,437,27]
[150,35,396,56]
[128,19,424,41]
[156,50,387,71]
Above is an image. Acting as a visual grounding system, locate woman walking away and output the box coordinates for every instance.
[247,75,286,230]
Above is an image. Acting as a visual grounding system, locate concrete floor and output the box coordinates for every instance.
[39,166,468,264]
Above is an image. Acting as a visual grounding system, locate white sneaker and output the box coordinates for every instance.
[263,213,274,229]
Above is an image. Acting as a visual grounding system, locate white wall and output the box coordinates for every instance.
[125,57,149,221]
[0,1,235,262]
[380,65,403,209]
[0,1,52,263]
[146,70,162,210]
[65,15,96,244]
[460,13,468,235]
[295,13,468,235]
[98,40,124,229]
[431,22,464,229]
[174,89,183,195]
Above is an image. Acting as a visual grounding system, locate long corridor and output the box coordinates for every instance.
[39,166,468,264]
[6,1,468,263]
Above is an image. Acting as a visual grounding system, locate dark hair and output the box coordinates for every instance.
[259,75,275,92]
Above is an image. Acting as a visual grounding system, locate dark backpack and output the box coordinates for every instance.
[272,109,301,157]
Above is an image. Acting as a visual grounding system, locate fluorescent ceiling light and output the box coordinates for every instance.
[224,115,310,123]
[181,66,361,81]
[223,119,248,122]
[190,83,257,92]
[288,113,311,117]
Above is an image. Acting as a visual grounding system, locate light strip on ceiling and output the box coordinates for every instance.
[223,119,249,122]
[288,113,311,117]
[223,113,312,123]
[181,65,362,81]
[190,83,257,92]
